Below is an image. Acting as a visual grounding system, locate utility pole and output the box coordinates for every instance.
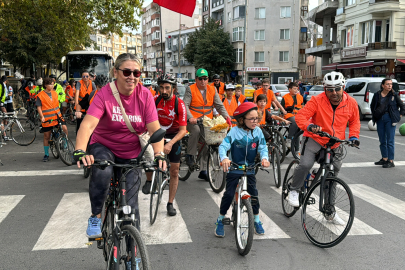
[242,0,248,95]
[178,13,182,82]
[159,6,165,75]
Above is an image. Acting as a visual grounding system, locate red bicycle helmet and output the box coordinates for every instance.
[233,102,258,120]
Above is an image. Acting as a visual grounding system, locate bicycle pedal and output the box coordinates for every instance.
[88,236,103,242]
[222,218,231,225]
[306,197,316,205]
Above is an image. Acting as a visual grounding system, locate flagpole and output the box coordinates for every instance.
[160,5,165,75]
[178,13,181,82]
[242,0,247,95]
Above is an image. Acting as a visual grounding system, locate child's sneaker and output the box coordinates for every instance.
[215,219,225,237]
[254,221,265,235]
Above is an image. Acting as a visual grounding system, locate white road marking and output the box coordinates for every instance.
[397,182,405,188]
[33,193,90,250]
[139,191,192,245]
[346,131,405,146]
[0,195,25,224]
[0,169,82,177]
[206,188,290,239]
[350,184,405,221]
[271,187,381,236]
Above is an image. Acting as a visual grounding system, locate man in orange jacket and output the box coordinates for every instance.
[281,82,303,150]
[253,78,287,114]
[210,74,226,99]
[288,72,360,221]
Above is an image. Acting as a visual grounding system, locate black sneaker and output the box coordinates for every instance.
[374,158,387,165]
[43,155,49,162]
[186,155,194,167]
[383,160,395,168]
[142,181,152,194]
[167,204,177,216]
[198,170,208,181]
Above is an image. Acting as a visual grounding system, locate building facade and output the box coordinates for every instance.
[89,32,142,60]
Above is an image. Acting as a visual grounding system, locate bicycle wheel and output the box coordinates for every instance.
[103,205,115,269]
[149,171,162,225]
[273,130,286,164]
[10,118,36,146]
[234,198,254,256]
[207,147,226,193]
[301,177,355,248]
[119,225,150,270]
[56,134,75,166]
[179,137,192,181]
[291,130,304,160]
[281,159,300,217]
[271,146,281,188]
[50,139,59,159]
[64,107,76,125]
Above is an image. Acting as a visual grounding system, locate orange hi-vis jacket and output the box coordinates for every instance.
[37,90,62,128]
[235,94,246,105]
[189,83,215,119]
[65,85,76,103]
[89,88,99,106]
[25,86,37,99]
[253,88,276,109]
[211,82,225,99]
[222,96,238,116]
[295,91,360,149]
[283,93,303,119]
[149,86,156,96]
[77,80,93,112]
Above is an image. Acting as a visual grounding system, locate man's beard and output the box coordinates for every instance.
[162,93,171,100]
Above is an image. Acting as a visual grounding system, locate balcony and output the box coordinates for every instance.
[335,7,345,23]
[305,43,333,57]
[368,0,399,14]
[308,0,338,26]
[368,42,396,50]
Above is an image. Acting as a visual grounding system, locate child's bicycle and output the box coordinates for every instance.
[222,161,269,256]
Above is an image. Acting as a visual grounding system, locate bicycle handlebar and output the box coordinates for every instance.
[91,158,158,170]
[229,161,269,173]
[316,131,359,148]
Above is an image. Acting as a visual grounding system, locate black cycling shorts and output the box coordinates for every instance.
[165,134,182,163]
[41,121,66,132]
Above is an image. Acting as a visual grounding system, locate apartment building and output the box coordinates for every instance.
[142,2,202,79]
[301,55,322,83]
[307,0,405,81]
[90,32,143,60]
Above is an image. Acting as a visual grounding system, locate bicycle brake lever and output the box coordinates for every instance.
[260,168,270,173]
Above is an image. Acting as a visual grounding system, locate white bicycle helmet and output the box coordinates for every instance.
[323,71,345,88]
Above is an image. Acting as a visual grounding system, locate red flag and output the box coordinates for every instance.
[153,0,197,17]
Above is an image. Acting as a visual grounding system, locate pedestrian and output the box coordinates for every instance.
[371,78,405,168]
[5,83,14,113]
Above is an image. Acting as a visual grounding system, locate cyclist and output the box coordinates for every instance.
[142,74,187,216]
[221,84,238,121]
[287,71,360,223]
[183,68,232,180]
[77,74,109,112]
[216,102,270,237]
[73,53,166,238]
[253,78,287,114]
[89,71,96,82]
[49,74,66,106]
[234,85,246,105]
[210,74,226,99]
[75,70,96,132]
[24,82,37,101]
[281,82,304,151]
[0,76,8,139]
[36,77,68,162]
[256,94,290,127]
[143,79,155,96]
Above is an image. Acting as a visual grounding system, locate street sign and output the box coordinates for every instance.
[177,73,182,78]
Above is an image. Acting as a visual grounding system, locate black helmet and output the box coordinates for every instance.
[158,74,176,86]
[89,71,96,77]
[49,74,56,79]
[212,74,220,80]
[27,82,34,87]
[94,74,109,87]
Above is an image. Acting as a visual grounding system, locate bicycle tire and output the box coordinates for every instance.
[281,159,300,217]
[234,198,254,256]
[301,177,355,248]
[10,118,36,146]
[207,147,226,193]
[56,134,75,166]
[119,225,151,270]
[149,171,162,225]
[178,154,192,181]
[50,140,59,159]
[271,146,281,188]
[64,107,76,125]
[273,130,286,164]
[291,130,304,160]
[103,205,115,269]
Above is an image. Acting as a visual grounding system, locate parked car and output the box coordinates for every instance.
[396,82,405,103]
[303,85,313,104]
[345,77,399,120]
[270,84,289,102]
[305,85,324,103]
[243,85,255,101]
[176,83,186,100]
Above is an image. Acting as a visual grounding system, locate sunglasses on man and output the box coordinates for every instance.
[198,77,208,81]
[118,68,142,78]
[324,86,342,92]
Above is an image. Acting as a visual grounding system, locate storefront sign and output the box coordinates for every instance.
[246,67,270,72]
[341,47,366,59]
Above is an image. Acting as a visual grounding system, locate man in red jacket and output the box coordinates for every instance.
[287,72,360,223]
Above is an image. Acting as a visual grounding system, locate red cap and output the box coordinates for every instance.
[233,102,258,119]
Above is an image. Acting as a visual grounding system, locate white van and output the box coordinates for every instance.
[344,77,399,120]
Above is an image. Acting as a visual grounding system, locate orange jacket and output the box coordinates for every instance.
[189,83,215,118]
[37,90,62,128]
[65,85,76,103]
[295,92,360,149]
[254,88,276,109]
[211,82,225,99]
[149,87,156,96]
[76,80,93,112]
[222,96,238,116]
[283,93,303,119]
[235,94,246,105]
[25,86,37,99]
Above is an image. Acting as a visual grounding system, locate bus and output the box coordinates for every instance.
[65,51,114,81]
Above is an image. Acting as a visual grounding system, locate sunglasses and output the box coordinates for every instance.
[198,77,208,81]
[82,75,89,78]
[118,68,141,78]
[325,87,342,92]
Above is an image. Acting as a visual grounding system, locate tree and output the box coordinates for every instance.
[183,18,234,77]
[0,0,143,72]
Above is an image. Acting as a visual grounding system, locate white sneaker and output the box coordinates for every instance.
[330,213,345,225]
[288,190,299,207]
[285,139,291,149]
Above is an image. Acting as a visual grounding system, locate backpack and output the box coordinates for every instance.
[155,95,179,116]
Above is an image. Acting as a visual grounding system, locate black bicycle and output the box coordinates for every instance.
[89,129,166,270]
[281,131,358,248]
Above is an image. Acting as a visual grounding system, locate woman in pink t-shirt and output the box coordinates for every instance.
[73,53,166,237]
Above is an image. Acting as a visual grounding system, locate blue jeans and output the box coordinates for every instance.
[376,113,396,160]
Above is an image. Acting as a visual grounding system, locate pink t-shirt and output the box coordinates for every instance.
[87,82,158,159]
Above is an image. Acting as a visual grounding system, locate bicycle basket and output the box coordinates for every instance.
[203,126,227,145]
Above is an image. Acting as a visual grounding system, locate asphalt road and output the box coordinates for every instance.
[0,118,405,270]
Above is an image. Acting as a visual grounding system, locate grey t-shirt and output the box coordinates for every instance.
[36,91,53,107]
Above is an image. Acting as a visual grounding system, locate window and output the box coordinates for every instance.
[346,25,354,47]
[301,6,308,17]
[386,19,390,42]
[346,0,355,6]
[115,44,120,49]
[254,52,264,62]
[232,27,245,42]
[299,53,306,63]
[280,7,291,18]
[300,28,308,42]
[152,31,160,40]
[234,48,243,63]
[228,12,231,21]
[361,21,372,44]
[103,38,107,43]
[375,20,382,42]
[109,47,112,52]
[194,19,199,26]
[97,37,101,42]
[279,51,289,62]
[233,5,246,20]
[255,8,265,19]
[278,77,293,84]
[341,29,347,48]
[122,45,126,49]
[344,82,365,93]
[280,29,290,40]
[254,30,265,40]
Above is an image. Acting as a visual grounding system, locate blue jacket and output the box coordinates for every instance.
[219,126,269,175]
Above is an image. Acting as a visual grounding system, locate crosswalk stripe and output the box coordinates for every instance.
[0,195,25,224]
[270,187,381,236]
[139,191,192,245]
[350,184,405,221]
[397,182,405,188]
[33,193,90,250]
[0,169,81,177]
[206,188,290,239]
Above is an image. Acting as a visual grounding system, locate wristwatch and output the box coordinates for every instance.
[154,151,165,156]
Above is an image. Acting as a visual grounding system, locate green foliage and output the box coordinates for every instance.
[183,18,234,76]
[0,0,143,71]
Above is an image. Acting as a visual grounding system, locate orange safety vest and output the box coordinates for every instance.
[25,86,37,99]
[254,88,276,109]
[37,90,62,128]
[259,109,269,125]
[76,80,93,112]
[65,85,76,103]
[235,94,246,105]
[222,96,238,117]
[89,89,99,106]
[210,82,225,99]
[150,87,156,96]
[189,84,215,119]
[283,93,303,119]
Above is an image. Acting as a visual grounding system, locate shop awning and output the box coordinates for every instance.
[322,63,338,70]
[336,61,374,69]
[397,59,405,64]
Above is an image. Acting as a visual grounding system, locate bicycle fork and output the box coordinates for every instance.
[236,176,250,228]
